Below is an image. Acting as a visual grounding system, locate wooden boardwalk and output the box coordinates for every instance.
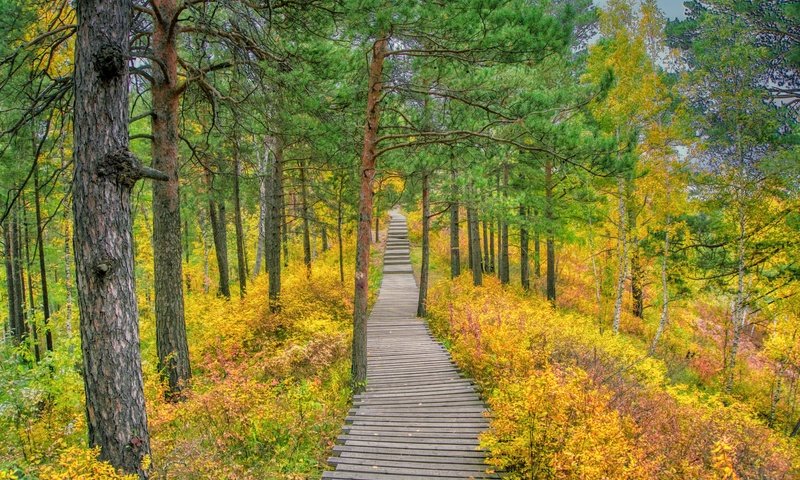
[323,212,497,479]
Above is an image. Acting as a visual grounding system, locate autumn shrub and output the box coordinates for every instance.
[427,275,800,479]
[0,240,359,479]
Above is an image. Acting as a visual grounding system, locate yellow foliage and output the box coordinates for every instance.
[425,274,800,479]
[38,447,137,480]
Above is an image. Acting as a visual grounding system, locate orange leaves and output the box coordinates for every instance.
[425,273,800,479]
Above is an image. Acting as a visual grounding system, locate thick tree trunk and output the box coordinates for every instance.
[612,177,628,334]
[266,136,283,311]
[33,159,53,352]
[449,171,460,279]
[352,36,387,393]
[321,225,329,252]
[233,151,247,296]
[417,173,430,317]
[151,0,191,399]
[520,205,529,291]
[467,204,483,286]
[73,0,153,472]
[499,165,510,284]
[545,157,556,302]
[300,158,312,276]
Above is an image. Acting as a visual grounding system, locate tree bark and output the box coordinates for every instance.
[533,233,541,279]
[545,157,556,302]
[520,205,529,291]
[33,157,53,352]
[253,147,268,276]
[4,216,21,343]
[321,225,329,252]
[612,177,628,334]
[12,204,27,346]
[73,0,152,472]
[417,173,430,317]
[650,227,670,353]
[337,182,345,284]
[300,158,312,277]
[629,205,643,318]
[266,136,283,311]
[151,0,191,399]
[499,165,510,284]
[22,200,41,362]
[208,177,230,299]
[489,221,496,274]
[725,206,748,393]
[482,220,489,273]
[449,169,460,279]
[352,36,387,393]
[467,203,483,286]
[233,150,247,296]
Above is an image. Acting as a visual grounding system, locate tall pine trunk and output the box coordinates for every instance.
[629,203,643,318]
[266,136,283,311]
[520,205,529,290]
[208,174,230,300]
[545,157,556,301]
[499,165,509,284]
[352,36,387,392]
[73,0,157,471]
[300,158,312,276]
[489,221,496,274]
[482,221,489,273]
[33,157,53,351]
[253,147,268,276]
[337,181,345,284]
[4,218,20,343]
[233,150,247,296]
[151,0,191,399]
[612,177,628,334]
[417,173,430,317]
[449,169,460,279]
[22,201,41,362]
[468,202,483,286]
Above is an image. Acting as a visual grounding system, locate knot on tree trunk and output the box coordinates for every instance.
[98,150,144,187]
[93,43,125,82]
[92,257,117,278]
[98,150,169,186]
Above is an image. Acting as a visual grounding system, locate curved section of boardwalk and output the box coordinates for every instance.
[323,212,496,480]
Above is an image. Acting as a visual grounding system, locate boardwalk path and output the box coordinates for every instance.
[323,212,497,479]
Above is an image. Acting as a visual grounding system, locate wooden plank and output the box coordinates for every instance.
[325,211,499,479]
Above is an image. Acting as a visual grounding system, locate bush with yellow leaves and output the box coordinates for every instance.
[426,275,800,479]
